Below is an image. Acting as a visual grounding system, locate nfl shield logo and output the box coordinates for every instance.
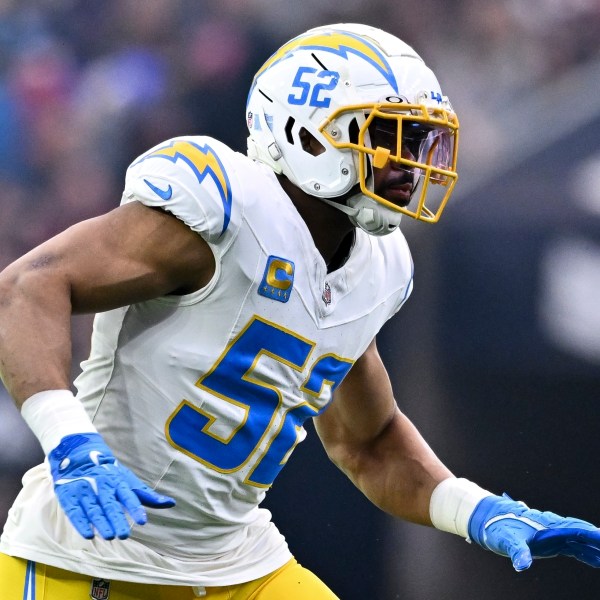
[322,281,332,306]
[90,578,110,600]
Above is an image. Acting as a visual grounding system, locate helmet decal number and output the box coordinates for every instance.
[288,66,340,109]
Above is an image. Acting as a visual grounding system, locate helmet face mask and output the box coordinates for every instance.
[322,102,459,223]
[246,23,459,233]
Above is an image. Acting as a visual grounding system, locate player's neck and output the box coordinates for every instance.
[277,176,357,270]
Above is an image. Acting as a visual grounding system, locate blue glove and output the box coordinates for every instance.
[48,433,175,540]
[468,494,600,571]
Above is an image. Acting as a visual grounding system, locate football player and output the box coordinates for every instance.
[0,23,599,600]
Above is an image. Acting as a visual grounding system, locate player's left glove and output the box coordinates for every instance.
[49,432,176,540]
[468,494,600,571]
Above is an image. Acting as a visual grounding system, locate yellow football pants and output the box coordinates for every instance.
[0,553,339,599]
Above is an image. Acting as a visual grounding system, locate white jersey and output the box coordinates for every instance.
[1,136,413,586]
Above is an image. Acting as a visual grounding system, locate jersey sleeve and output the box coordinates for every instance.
[121,136,241,245]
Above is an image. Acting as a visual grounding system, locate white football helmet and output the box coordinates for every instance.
[246,23,459,235]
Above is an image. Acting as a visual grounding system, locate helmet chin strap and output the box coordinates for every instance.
[320,196,362,218]
[321,192,402,236]
[320,160,403,236]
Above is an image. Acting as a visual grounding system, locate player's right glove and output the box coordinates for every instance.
[468,494,600,571]
[49,432,175,540]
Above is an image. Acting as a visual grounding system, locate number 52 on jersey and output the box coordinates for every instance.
[166,316,354,488]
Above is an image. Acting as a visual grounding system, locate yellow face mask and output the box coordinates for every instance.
[320,102,459,223]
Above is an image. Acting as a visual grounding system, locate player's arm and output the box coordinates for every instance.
[0,200,215,539]
[0,200,214,404]
[314,337,600,571]
[314,336,452,525]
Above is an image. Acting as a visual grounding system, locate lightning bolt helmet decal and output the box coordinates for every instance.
[251,30,398,93]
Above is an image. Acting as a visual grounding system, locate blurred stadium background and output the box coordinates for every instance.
[1,1,599,598]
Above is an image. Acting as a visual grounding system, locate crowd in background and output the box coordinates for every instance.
[1,1,600,595]
[1,0,598,272]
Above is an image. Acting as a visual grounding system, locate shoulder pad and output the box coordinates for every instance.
[123,136,240,243]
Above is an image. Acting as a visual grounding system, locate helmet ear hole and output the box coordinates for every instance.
[284,119,326,156]
[299,127,326,157]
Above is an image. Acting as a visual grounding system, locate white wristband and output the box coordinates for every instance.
[21,389,98,455]
[429,477,494,538]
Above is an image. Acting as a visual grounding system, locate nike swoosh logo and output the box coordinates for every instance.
[89,450,103,466]
[144,178,173,200]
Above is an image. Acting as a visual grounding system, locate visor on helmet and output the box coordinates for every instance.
[321,102,459,222]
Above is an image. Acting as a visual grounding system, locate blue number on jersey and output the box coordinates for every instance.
[247,351,353,486]
[166,316,353,487]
